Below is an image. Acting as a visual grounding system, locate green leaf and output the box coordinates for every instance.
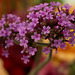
[14,39,20,45]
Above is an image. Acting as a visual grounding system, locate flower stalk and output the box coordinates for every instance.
[28,50,52,75]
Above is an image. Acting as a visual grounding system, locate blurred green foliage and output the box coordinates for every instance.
[33,0,63,5]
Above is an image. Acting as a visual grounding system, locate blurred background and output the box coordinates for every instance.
[0,0,75,75]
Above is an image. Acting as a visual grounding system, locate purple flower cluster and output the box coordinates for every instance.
[2,49,9,58]
[31,32,40,42]
[21,55,30,64]
[0,2,75,64]
[42,26,50,34]
[27,47,37,55]
[42,47,50,55]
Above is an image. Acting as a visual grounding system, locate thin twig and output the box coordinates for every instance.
[37,42,50,46]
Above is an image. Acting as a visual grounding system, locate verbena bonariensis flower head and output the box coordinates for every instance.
[0,2,75,64]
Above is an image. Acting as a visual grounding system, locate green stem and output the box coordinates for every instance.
[28,50,52,75]
[37,42,50,46]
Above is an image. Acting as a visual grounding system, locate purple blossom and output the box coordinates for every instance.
[15,34,22,41]
[61,21,67,26]
[0,29,6,37]
[32,18,39,26]
[9,22,18,30]
[31,32,40,42]
[38,3,44,8]
[34,4,44,10]
[27,11,40,19]
[72,9,75,16]
[28,7,35,11]
[27,47,37,55]
[2,50,9,58]
[42,47,50,55]
[70,31,75,38]
[0,18,6,26]
[2,15,6,18]
[54,26,59,29]
[56,2,61,7]
[20,37,28,48]
[67,14,75,21]
[43,3,49,7]
[45,13,53,19]
[21,55,30,64]
[39,10,48,17]
[54,39,62,48]
[69,38,75,46]
[63,29,70,38]
[60,43,66,49]
[61,21,71,27]
[5,37,14,48]
[27,22,35,32]
[7,14,21,23]
[32,3,49,11]
[18,26,27,36]
[44,6,53,13]
[42,26,50,34]
[6,28,11,36]
[50,1,56,7]
[62,4,72,10]
[55,50,57,54]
